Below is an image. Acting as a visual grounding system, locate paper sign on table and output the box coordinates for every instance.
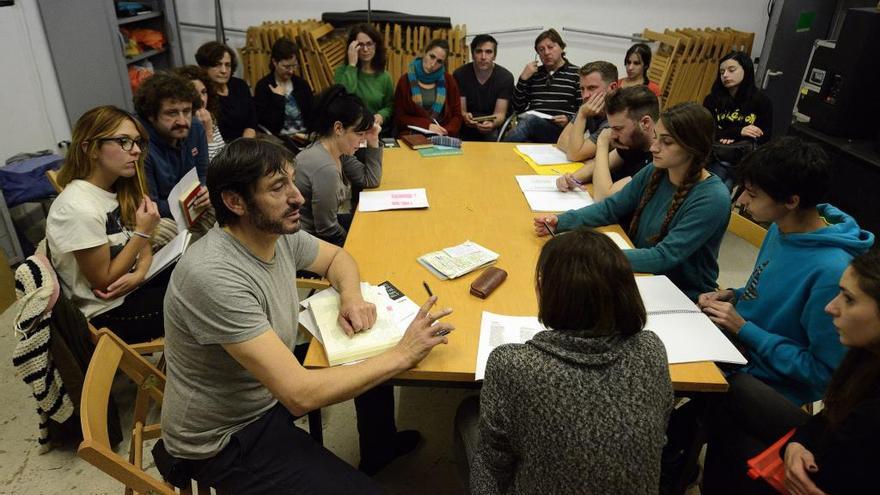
[358,188,429,212]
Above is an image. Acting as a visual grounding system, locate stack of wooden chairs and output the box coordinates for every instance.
[241,19,346,93]
[374,23,469,84]
[240,19,468,93]
[642,27,754,109]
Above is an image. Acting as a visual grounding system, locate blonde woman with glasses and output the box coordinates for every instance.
[46,105,168,343]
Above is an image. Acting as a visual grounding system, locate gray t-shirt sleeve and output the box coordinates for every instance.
[179,264,274,346]
[282,229,320,271]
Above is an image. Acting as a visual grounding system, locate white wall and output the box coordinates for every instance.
[0,0,772,156]
[176,0,772,81]
[0,1,70,159]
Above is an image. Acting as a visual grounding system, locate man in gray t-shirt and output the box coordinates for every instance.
[154,139,453,494]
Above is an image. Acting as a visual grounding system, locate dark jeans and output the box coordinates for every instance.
[153,343,398,494]
[90,266,172,343]
[502,114,563,143]
[461,125,500,142]
[159,402,384,495]
[701,373,810,494]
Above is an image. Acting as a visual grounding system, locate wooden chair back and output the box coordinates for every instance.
[79,329,208,494]
[727,210,767,248]
[46,169,62,193]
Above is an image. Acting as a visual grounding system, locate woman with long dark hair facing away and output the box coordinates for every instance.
[703,50,773,145]
[335,23,394,130]
[294,85,382,247]
[700,248,880,495]
[534,102,730,300]
[465,229,673,493]
[618,43,661,97]
[46,105,166,343]
[393,39,463,137]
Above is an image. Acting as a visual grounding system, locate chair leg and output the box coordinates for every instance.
[308,408,323,445]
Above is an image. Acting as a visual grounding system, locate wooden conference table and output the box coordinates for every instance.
[304,142,728,393]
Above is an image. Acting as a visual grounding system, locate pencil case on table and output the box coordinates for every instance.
[470,267,507,299]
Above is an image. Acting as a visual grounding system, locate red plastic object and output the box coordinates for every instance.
[746,428,796,494]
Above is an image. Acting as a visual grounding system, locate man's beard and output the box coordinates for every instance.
[248,199,300,235]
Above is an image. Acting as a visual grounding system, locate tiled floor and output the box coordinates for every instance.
[0,231,758,494]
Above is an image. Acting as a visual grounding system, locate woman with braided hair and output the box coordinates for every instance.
[534,102,730,300]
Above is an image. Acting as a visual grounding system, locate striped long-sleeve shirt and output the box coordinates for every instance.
[511,61,581,118]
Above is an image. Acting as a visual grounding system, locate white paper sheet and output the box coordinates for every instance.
[167,167,200,232]
[515,175,561,192]
[144,230,190,283]
[407,124,436,135]
[475,312,546,380]
[357,188,429,212]
[514,144,571,165]
[523,110,554,120]
[604,231,632,250]
[636,276,747,365]
[515,175,594,212]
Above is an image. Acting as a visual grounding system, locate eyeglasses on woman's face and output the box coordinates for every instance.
[98,136,144,152]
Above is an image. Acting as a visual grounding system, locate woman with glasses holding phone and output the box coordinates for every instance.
[335,24,394,132]
[393,38,463,137]
[254,37,314,149]
[46,105,168,343]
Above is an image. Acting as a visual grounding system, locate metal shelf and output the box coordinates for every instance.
[117,11,162,25]
[126,47,166,65]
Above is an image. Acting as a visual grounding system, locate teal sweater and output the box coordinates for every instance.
[556,165,731,299]
[334,65,394,121]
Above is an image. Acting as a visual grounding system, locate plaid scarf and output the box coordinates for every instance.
[407,58,446,117]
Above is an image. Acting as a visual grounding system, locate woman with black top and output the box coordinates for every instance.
[196,41,258,141]
[254,37,314,143]
[701,248,880,495]
[702,51,773,145]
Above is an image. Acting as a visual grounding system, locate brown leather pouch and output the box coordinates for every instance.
[470,267,507,299]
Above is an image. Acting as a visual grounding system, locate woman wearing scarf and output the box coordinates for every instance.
[393,39,463,137]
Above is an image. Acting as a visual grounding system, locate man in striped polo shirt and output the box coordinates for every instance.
[503,29,581,143]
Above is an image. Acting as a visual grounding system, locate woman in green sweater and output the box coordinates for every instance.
[534,102,731,300]
[334,24,394,130]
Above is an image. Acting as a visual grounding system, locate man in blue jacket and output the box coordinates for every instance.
[134,72,210,219]
[694,136,875,493]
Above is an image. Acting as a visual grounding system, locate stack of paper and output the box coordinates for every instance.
[418,241,499,280]
[302,282,420,366]
[637,275,747,365]
[358,188,429,212]
[514,145,571,165]
[475,312,547,379]
[515,175,593,212]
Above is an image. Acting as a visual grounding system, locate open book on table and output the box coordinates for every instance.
[303,282,420,366]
